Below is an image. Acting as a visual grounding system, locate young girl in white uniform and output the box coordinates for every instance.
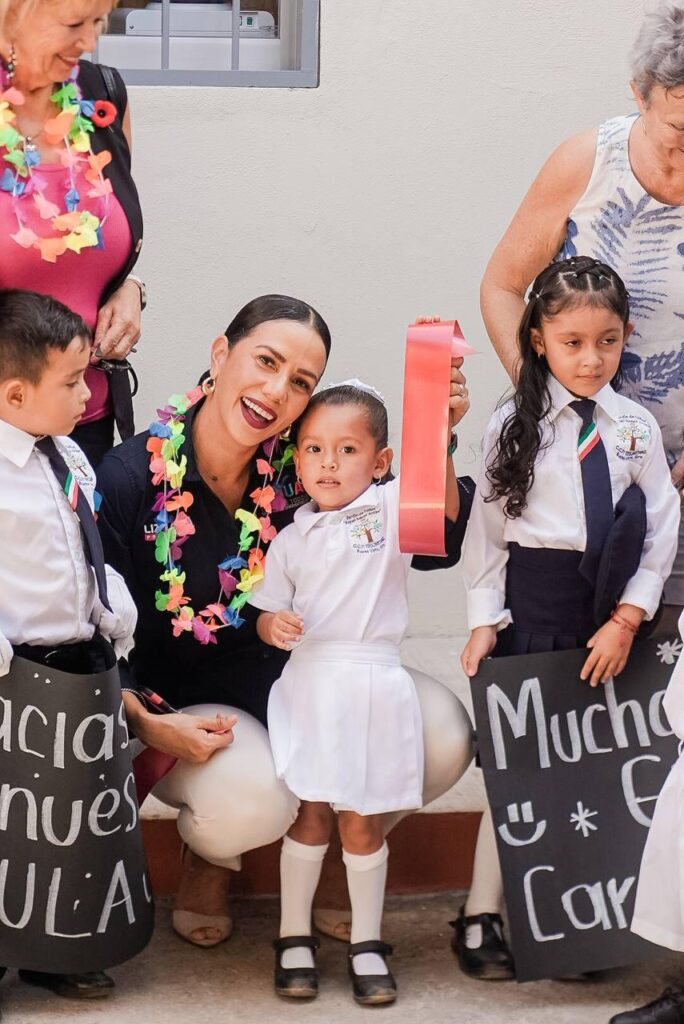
[457,256,681,980]
[250,375,467,1005]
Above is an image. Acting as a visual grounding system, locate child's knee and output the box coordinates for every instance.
[289,801,334,844]
[338,812,383,854]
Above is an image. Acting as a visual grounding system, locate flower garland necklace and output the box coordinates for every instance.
[147,386,294,645]
[0,61,117,263]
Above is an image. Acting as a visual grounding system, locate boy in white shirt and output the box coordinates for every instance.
[0,289,137,1001]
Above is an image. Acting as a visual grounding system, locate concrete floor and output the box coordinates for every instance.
[1,894,681,1024]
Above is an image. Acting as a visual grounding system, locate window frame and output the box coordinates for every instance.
[95,0,320,88]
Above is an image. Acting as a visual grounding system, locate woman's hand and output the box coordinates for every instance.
[257,609,304,650]
[94,278,142,360]
[412,318,470,429]
[124,695,237,764]
[461,626,498,678]
[449,356,470,429]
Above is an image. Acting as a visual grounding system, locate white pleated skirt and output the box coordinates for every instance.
[267,640,424,815]
[632,748,684,951]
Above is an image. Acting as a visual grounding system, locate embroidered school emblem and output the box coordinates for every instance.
[615,415,651,460]
[62,444,93,485]
[61,443,94,506]
[345,506,386,554]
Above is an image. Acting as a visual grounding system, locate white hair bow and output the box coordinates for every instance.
[317,377,386,405]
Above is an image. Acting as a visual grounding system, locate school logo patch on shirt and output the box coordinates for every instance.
[344,506,386,554]
[61,442,93,489]
[615,415,652,461]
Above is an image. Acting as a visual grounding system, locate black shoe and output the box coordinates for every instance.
[449,911,515,980]
[18,969,114,1000]
[273,935,320,999]
[348,940,397,1006]
[609,988,684,1023]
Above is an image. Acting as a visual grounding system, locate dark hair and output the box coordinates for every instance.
[0,289,91,384]
[294,383,394,481]
[224,294,331,358]
[487,255,630,518]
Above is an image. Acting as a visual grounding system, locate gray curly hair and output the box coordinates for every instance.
[631,1,684,100]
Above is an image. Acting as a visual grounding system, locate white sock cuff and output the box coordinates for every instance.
[282,835,329,862]
[342,841,389,873]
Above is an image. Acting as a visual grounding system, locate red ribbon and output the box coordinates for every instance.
[133,747,178,806]
[399,320,474,555]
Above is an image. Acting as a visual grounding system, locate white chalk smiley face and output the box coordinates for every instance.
[497,801,547,846]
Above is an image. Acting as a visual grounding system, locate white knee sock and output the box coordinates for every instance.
[279,836,328,969]
[343,842,389,976]
[464,806,504,948]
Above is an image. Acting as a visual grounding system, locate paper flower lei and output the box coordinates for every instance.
[147,387,294,645]
[0,66,113,263]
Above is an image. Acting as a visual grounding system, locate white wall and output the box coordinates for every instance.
[128,0,645,640]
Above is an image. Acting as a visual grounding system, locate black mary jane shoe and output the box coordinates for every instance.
[449,910,515,981]
[348,940,397,1006]
[273,935,320,999]
[609,987,684,1024]
[18,969,115,1000]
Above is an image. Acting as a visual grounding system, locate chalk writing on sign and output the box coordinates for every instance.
[0,655,154,974]
[472,640,679,981]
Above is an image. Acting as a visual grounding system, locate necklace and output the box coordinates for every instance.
[148,387,294,644]
[0,64,116,263]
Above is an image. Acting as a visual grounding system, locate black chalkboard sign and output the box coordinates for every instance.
[0,655,154,973]
[471,637,681,982]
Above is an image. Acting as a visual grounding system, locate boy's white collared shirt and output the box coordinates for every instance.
[464,377,681,630]
[0,419,137,673]
[250,478,411,644]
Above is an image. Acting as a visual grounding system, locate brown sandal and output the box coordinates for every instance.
[173,845,232,947]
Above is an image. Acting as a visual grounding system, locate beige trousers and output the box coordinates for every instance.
[152,668,474,868]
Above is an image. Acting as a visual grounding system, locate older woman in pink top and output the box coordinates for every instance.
[0,0,144,466]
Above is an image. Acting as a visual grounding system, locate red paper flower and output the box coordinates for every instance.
[92,100,117,128]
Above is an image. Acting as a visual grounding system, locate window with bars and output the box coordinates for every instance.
[94,0,319,87]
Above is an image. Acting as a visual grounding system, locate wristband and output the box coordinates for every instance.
[127,274,147,310]
[610,610,639,636]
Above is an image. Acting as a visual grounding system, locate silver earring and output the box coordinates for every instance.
[5,43,16,81]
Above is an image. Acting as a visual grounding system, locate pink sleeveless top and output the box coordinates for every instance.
[0,160,132,423]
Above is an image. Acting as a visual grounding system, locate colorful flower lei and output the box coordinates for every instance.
[147,387,294,645]
[0,66,113,262]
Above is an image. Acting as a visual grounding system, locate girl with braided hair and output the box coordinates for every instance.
[453,256,680,981]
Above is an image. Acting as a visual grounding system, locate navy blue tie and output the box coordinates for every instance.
[569,399,614,586]
[36,436,112,612]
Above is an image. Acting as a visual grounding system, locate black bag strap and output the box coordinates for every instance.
[98,64,127,121]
